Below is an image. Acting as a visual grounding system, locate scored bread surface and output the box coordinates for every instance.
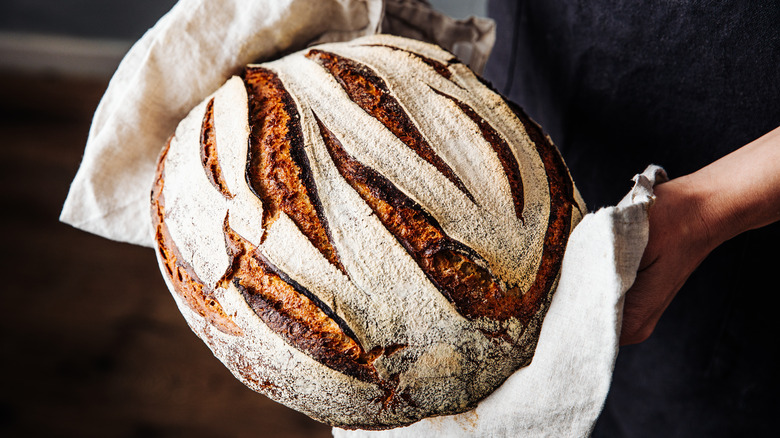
[151,34,585,429]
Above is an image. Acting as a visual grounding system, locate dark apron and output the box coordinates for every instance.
[484,1,780,436]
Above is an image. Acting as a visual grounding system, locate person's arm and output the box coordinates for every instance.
[620,126,780,345]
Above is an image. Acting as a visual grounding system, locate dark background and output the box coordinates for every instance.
[1,1,312,437]
[0,1,487,436]
[0,0,177,39]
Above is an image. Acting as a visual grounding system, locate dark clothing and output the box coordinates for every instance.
[485,1,780,436]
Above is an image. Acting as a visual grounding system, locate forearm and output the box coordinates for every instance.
[621,126,780,345]
[662,126,780,251]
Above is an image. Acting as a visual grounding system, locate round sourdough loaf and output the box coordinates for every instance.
[151,34,585,429]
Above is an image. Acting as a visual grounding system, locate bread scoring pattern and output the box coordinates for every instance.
[306,49,474,203]
[151,35,585,429]
[243,66,345,272]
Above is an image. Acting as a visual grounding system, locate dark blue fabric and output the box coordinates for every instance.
[484,1,780,436]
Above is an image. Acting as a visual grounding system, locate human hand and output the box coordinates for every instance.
[620,126,780,345]
[619,177,715,345]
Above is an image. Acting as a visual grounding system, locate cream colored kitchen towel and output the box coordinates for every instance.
[334,165,667,437]
[59,0,495,246]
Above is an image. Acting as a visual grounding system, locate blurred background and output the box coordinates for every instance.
[0,1,486,437]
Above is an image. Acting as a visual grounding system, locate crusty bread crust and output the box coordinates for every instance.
[151,34,585,429]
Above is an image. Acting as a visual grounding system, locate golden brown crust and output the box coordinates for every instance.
[155,124,402,384]
[508,101,576,326]
[200,98,234,199]
[243,66,344,272]
[359,43,459,80]
[311,79,577,326]
[306,49,474,203]
[219,215,383,383]
[430,87,526,222]
[151,137,242,336]
[317,114,529,322]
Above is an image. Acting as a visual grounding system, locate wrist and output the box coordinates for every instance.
[677,171,740,251]
[651,175,724,257]
[670,126,780,249]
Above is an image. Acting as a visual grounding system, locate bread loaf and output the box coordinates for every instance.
[151,34,585,429]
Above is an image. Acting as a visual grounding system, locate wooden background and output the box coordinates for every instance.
[0,72,332,437]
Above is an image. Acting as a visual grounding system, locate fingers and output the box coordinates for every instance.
[619,263,685,345]
[619,225,705,345]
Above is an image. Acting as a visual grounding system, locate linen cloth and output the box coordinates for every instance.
[59,0,662,436]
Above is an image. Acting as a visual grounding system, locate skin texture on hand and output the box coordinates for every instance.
[620,126,780,345]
